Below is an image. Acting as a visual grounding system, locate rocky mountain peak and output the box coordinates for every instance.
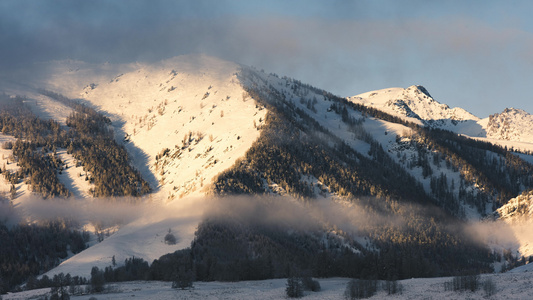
[486,107,533,141]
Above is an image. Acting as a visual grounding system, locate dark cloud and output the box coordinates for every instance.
[1,1,533,116]
[0,0,224,66]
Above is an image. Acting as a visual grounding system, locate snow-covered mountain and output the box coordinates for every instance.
[0,55,268,278]
[21,55,266,200]
[349,85,479,126]
[2,54,533,292]
[486,108,533,142]
[349,85,533,155]
[79,55,266,200]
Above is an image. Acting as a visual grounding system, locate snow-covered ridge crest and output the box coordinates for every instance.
[348,85,533,147]
[348,85,479,126]
[486,108,533,142]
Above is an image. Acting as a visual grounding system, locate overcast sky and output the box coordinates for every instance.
[1,0,533,117]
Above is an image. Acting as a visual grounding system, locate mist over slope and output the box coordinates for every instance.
[1,54,533,293]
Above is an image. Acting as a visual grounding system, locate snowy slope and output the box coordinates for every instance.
[346,84,533,259]
[240,70,533,264]
[14,59,137,100]
[73,54,266,199]
[348,86,533,210]
[44,197,208,279]
[0,55,267,279]
[0,81,74,126]
[4,55,267,200]
[243,72,488,219]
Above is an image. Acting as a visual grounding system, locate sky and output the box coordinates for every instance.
[1,0,533,117]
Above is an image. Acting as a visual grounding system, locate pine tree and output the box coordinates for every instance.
[90,266,105,293]
[172,266,194,290]
[286,277,303,298]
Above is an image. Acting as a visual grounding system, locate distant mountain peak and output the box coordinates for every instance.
[349,85,478,126]
[501,107,528,115]
[486,107,533,141]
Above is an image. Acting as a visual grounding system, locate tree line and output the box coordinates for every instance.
[0,220,89,294]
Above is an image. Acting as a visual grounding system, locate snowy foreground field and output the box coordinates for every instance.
[4,271,533,300]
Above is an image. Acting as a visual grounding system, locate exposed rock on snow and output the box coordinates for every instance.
[486,108,533,142]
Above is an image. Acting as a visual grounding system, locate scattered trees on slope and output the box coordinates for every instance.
[0,91,151,199]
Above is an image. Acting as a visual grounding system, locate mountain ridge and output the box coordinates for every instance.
[349,85,533,155]
[1,54,533,291]
[349,85,480,125]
